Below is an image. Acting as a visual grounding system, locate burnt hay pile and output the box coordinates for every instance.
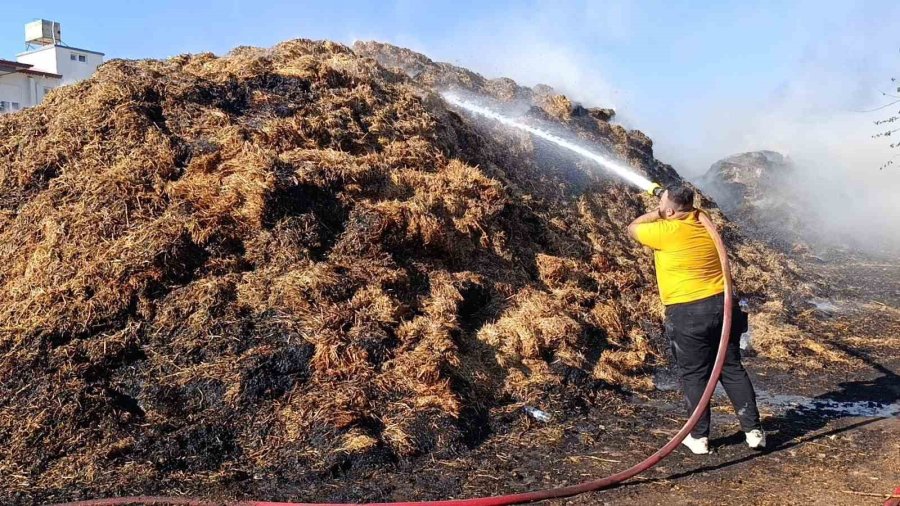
[0,40,809,501]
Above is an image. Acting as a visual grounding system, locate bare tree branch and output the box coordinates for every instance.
[876,57,899,168]
[860,99,900,112]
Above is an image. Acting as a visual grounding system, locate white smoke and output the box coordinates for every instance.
[385,2,900,256]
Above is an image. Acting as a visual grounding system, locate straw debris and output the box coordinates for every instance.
[0,39,814,500]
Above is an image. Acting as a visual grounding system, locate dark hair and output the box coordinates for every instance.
[665,184,695,211]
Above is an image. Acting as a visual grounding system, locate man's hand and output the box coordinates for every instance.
[627,210,662,240]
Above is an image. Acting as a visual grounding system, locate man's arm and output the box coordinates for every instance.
[627,210,662,241]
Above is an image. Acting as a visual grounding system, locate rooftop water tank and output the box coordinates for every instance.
[25,19,61,46]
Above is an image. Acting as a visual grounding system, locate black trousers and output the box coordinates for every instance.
[665,293,761,438]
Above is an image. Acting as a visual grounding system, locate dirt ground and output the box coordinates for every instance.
[236,256,899,506]
[570,256,900,505]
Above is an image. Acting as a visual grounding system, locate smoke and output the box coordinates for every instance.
[679,10,900,256]
[700,106,900,256]
[390,1,900,256]
[385,1,631,116]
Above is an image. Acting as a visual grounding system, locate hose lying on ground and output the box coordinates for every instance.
[51,209,734,506]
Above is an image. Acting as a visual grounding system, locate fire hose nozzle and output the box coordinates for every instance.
[647,182,663,197]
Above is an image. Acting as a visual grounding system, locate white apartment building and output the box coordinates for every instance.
[0,20,103,114]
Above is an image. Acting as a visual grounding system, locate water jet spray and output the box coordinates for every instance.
[441,92,661,193]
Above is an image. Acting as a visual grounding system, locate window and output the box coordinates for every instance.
[78,55,86,62]
[70,53,76,61]
[11,102,19,111]
[0,101,7,113]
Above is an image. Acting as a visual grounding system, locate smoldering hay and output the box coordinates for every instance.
[0,39,818,502]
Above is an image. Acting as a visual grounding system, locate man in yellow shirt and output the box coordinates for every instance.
[628,183,764,454]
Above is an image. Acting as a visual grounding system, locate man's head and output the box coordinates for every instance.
[659,184,695,218]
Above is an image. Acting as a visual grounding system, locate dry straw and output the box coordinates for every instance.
[0,39,816,501]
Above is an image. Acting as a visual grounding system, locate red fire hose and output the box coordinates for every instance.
[884,486,900,506]
[52,211,734,506]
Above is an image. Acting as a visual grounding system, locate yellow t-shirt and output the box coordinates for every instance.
[633,210,724,305]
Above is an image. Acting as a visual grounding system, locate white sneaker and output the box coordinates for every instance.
[681,434,709,454]
[746,429,766,449]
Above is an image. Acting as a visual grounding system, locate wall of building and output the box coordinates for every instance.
[0,73,30,109]
[0,72,61,111]
[15,46,59,73]
[17,45,102,84]
[55,47,103,83]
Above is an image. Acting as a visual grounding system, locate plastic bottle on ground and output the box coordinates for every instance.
[524,406,551,422]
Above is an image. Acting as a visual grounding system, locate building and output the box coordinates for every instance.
[0,19,103,114]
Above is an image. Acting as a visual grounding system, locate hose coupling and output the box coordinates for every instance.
[647,182,663,197]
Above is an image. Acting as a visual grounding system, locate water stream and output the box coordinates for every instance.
[442,92,655,191]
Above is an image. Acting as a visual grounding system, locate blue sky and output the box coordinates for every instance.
[1,1,897,177]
